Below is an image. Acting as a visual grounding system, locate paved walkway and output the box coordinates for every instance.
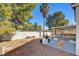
[4,39,75,56]
[0,37,40,55]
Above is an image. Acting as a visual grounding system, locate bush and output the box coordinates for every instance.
[0,21,15,41]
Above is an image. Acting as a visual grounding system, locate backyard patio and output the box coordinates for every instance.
[0,3,78,56]
[2,38,75,56]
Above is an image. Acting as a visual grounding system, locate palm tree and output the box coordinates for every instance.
[40,3,49,37]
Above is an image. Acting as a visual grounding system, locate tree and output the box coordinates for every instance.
[27,23,34,31]
[46,11,69,29]
[11,3,37,30]
[0,20,15,41]
[40,3,49,36]
[11,4,37,23]
[0,4,37,40]
[34,23,42,31]
[0,3,37,30]
[0,4,13,21]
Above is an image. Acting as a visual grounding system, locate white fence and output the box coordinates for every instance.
[11,31,52,40]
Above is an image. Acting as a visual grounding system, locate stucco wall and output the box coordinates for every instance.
[76,7,79,55]
[11,31,52,40]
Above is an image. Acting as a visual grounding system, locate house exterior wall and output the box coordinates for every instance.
[76,7,79,55]
[63,28,76,34]
[53,27,76,39]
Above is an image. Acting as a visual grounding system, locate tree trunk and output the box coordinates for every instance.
[43,18,46,37]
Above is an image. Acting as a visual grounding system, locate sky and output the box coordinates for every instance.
[29,3,76,28]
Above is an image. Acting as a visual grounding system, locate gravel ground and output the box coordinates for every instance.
[4,39,76,56]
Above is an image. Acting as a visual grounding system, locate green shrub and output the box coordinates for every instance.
[0,21,15,36]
